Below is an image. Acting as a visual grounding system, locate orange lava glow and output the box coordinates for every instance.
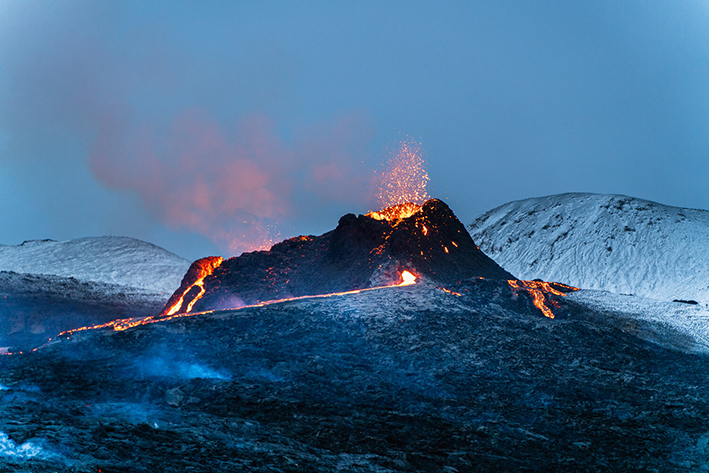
[163,257,224,316]
[400,270,416,286]
[439,287,462,296]
[367,137,429,222]
[367,202,422,222]
[507,280,579,319]
[7,270,422,354]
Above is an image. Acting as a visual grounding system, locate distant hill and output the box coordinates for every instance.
[468,193,709,304]
[0,236,190,294]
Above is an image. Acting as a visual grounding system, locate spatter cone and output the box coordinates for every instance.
[160,199,514,315]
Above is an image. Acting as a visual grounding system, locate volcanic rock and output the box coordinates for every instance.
[2,278,707,472]
[164,199,514,314]
[0,271,167,349]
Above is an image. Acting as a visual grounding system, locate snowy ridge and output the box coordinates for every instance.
[0,237,190,294]
[468,193,709,304]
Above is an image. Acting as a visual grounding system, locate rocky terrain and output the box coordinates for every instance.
[3,199,709,471]
[2,278,709,472]
[0,271,167,350]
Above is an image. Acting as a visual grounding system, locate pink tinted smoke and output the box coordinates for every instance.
[89,110,374,254]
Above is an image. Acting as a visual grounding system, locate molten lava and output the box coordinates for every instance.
[439,287,462,296]
[161,257,224,317]
[508,280,578,319]
[400,270,416,286]
[36,270,421,344]
[369,137,429,221]
[367,202,422,222]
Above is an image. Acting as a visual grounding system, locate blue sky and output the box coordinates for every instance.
[1,1,707,260]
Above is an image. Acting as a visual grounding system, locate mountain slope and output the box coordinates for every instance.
[468,193,709,304]
[0,237,190,294]
[165,199,513,315]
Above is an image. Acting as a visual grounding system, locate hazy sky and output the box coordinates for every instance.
[1,1,707,260]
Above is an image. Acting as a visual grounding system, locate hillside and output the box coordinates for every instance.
[3,278,708,471]
[468,193,709,304]
[0,237,190,294]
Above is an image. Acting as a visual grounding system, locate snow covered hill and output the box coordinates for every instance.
[468,193,709,304]
[0,237,190,294]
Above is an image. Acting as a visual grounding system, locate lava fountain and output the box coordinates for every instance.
[367,138,430,222]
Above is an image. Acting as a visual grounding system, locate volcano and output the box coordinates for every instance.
[161,199,514,316]
[6,200,709,472]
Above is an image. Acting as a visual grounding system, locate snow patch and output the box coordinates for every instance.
[568,290,709,353]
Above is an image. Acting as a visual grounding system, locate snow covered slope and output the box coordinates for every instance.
[468,193,709,304]
[0,237,190,294]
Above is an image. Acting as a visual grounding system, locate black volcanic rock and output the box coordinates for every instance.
[173,199,514,313]
[2,278,708,472]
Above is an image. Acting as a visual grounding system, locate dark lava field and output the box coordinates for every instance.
[2,278,709,472]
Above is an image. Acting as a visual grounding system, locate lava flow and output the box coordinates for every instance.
[160,256,223,317]
[508,280,579,319]
[36,270,421,343]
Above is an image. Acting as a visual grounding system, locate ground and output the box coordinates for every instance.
[2,279,709,472]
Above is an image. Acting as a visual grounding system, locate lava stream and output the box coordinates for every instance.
[6,270,422,353]
[508,280,578,319]
[161,256,224,317]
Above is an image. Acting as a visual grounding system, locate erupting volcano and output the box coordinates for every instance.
[160,198,514,316]
[155,139,518,316]
[1,137,578,351]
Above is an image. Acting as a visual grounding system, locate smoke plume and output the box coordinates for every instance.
[0,2,378,256]
[89,110,376,255]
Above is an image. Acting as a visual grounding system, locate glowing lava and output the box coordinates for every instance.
[439,287,462,296]
[161,256,224,317]
[507,280,578,319]
[367,202,422,222]
[3,270,423,353]
[400,270,416,286]
[368,137,429,222]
